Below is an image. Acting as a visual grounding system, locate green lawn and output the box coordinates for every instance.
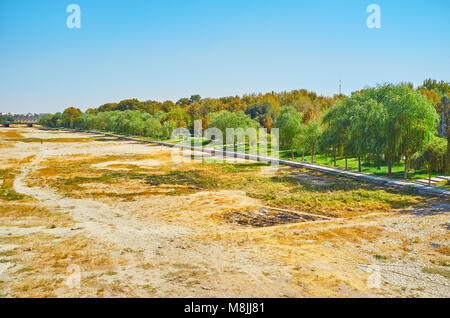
[169,137,448,184]
[88,130,449,185]
[283,153,447,183]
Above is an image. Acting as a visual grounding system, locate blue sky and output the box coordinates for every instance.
[0,0,449,113]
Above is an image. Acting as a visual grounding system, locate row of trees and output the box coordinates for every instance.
[273,82,448,182]
[321,84,443,180]
[41,110,175,140]
[81,88,342,134]
[40,80,449,182]
[0,114,15,123]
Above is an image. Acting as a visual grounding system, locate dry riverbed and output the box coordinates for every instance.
[0,127,449,297]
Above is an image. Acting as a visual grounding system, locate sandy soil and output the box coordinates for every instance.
[0,127,449,297]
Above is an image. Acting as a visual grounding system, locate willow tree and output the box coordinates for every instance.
[303,120,322,163]
[144,117,162,139]
[321,98,354,169]
[209,110,260,137]
[395,86,439,179]
[349,96,386,172]
[442,95,450,174]
[319,127,340,166]
[274,106,303,159]
[375,85,438,179]
[208,110,260,150]
[361,84,438,179]
[411,136,447,185]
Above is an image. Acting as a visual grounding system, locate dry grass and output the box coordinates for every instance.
[436,245,450,257]
[3,233,124,297]
[28,235,121,274]
[17,138,94,143]
[0,131,23,139]
[0,169,25,201]
[0,167,73,228]
[192,221,379,296]
[0,202,73,228]
[422,267,450,279]
[38,152,172,168]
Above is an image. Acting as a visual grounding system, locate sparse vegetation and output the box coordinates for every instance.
[105,271,118,276]
[0,249,16,257]
[144,170,217,189]
[0,169,24,201]
[422,267,450,279]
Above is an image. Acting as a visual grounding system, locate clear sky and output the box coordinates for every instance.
[0,0,449,113]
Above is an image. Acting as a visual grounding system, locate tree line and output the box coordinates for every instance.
[39,80,449,182]
[0,115,16,123]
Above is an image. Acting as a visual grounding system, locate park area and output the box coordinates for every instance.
[0,127,449,297]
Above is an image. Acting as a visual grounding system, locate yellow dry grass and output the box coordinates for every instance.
[6,234,123,297]
[18,137,94,143]
[0,131,23,139]
[0,202,74,228]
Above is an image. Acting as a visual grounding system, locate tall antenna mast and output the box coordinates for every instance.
[339,80,342,95]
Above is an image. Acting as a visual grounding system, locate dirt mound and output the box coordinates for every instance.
[224,208,328,227]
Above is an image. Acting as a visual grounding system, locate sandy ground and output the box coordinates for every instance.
[0,127,449,298]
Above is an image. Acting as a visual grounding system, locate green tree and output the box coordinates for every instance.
[39,114,55,127]
[162,120,175,139]
[97,103,118,112]
[245,101,272,126]
[411,136,447,185]
[143,117,162,139]
[319,127,340,166]
[161,100,176,113]
[366,84,439,179]
[209,110,260,137]
[303,120,322,163]
[176,98,190,107]
[116,99,145,112]
[189,94,201,104]
[443,95,450,174]
[337,84,439,177]
[274,106,303,159]
[349,97,386,172]
[165,108,189,128]
[321,98,354,168]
